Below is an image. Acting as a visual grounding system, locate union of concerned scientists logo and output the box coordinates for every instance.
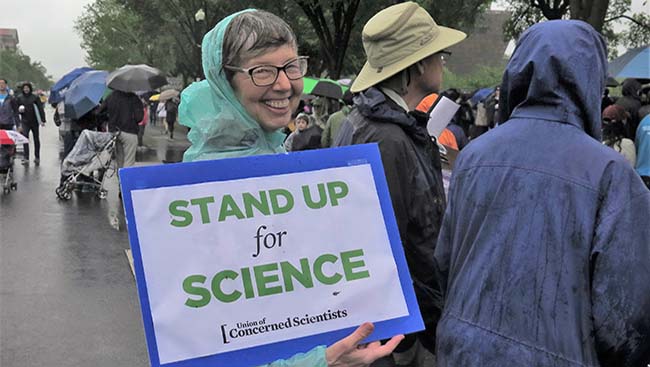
[220,309,348,344]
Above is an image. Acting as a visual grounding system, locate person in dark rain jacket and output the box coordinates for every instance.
[434,20,650,367]
[616,78,643,140]
[16,82,46,165]
[338,3,467,364]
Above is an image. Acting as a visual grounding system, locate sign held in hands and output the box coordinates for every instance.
[119,144,424,367]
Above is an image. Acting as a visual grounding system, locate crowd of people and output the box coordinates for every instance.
[0,78,181,193]
[175,3,650,367]
[1,1,649,366]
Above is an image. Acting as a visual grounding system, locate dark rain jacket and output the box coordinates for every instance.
[16,84,46,126]
[102,90,144,135]
[434,20,650,367]
[0,93,18,128]
[341,87,446,352]
[615,78,643,140]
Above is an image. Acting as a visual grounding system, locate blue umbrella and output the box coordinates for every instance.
[470,87,494,105]
[608,45,649,79]
[49,67,94,104]
[64,70,108,119]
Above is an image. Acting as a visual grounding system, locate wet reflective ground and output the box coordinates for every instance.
[0,109,189,367]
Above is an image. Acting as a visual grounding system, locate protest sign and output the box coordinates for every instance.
[119,144,424,367]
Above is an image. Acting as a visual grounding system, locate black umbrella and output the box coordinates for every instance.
[291,125,323,151]
[310,80,344,99]
[107,64,167,92]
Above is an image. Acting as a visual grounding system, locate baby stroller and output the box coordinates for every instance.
[0,144,17,195]
[56,130,118,200]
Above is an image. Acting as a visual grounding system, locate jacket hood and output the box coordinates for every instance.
[621,78,642,98]
[499,20,607,141]
[179,9,286,162]
[21,82,33,94]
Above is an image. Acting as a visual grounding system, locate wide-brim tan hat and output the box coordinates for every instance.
[351,2,467,93]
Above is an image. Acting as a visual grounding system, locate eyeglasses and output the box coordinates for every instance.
[436,50,451,65]
[223,56,309,87]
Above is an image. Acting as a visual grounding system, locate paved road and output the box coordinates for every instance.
[0,108,189,367]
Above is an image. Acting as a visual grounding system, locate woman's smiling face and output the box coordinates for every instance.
[230,45,304,132]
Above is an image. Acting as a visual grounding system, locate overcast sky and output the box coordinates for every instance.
[3,0,94,80]
[2,0,647,81]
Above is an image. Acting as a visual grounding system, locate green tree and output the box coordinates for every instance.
[77,0,495,82]
[75,0,163,70]
[0,48,52,90]
[443,64,505,91]
[503,0,650,58]
[418,0,495,32]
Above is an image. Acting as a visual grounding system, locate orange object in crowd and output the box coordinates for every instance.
[416,93,438,113]
[416,92,458,149]
[438,129,458,150]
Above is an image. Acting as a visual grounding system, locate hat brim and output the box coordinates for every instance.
[351,26,467,93]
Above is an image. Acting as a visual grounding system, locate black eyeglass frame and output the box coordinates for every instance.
[223,56,309,87]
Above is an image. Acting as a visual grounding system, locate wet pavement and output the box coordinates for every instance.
[0,108,190,367]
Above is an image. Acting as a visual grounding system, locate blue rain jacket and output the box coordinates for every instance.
[178,9,326,367]
[434,20,650,367]
[636,115,650,177]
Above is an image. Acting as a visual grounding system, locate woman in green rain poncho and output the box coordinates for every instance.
[179,9,403,367]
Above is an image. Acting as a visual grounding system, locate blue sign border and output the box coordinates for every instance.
[119,144,424,367]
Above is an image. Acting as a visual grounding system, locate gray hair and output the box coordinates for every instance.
[223,10,297,71]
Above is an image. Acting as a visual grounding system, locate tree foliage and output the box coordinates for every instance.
[75,0,174,71]
[77,0,494,83]
[418,0,495,32]
[503,0,650,58]
[0,48,52,90]
[443,64,505,92]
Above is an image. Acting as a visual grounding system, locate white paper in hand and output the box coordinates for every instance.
[426,96,460,138]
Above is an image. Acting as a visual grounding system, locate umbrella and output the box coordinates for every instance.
[303,77,348,99]
[149,94,160,101]
[107,64,167,92]
[470,87,494,105]
[64,70,108,119]
[608,45,649,79]
[49,67,94,104]
[0,130,29,145]
[158,89,179,102]
[606,76,619,87]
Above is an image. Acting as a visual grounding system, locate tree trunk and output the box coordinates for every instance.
[569,0,610,32]
[531,0,569,20]
[294,0,361,79]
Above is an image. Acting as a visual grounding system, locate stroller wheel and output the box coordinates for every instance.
[97,189,108,200]
[56,186,71,200]
[11,183,17,190]
[3,187,9,195]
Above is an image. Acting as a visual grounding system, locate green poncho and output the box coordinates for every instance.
[177,9,327,367]
[179,9,286,162]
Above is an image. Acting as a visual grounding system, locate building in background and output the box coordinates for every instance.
[447,11,511,76]
[0,29,19,51]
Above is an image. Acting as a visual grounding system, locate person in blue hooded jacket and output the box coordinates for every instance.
[179,8,403,367]
[434,20,650,367]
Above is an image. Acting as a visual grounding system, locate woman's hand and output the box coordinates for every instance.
[325,323,404,367]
